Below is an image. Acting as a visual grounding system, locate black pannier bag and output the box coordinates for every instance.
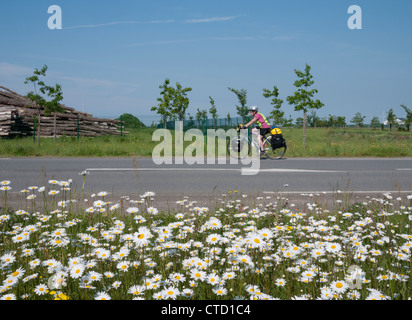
[270,134,284,149]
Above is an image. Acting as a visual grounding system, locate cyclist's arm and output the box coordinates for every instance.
[243,117,257,128]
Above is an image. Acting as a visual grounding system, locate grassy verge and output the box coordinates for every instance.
[286,127,412,157]
[0,127,411,157]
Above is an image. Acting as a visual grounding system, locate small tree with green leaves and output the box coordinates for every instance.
[209,97,219,129]
[151,78,173,129]
[170,82,192,121]
[287,64,324,148]
[24,65,64,145]
[263,85,284,126]
[170,81,192,136]
[152,78,192,133]
[327,114,339,128]
[228,87,248,123]
[196,108,207,132]
[336,116,346,127]
[226,113,232,128]
[350,112,366,128]
[307,110,319,128]
[284,115,294,127]
[295,117,303,128]
[386,108,396,131]
[400,104,412,131]
[370,116,381,130]
[209,96,219,129]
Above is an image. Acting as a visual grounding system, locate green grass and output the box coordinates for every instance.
[0,129,158,157]
[284,127,412,157]
[1,127,411,157]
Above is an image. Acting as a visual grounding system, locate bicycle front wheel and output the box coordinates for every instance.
[227,136,251,160]
[263,136,287,159]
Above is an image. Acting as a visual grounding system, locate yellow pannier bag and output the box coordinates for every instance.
[270,127,282,135]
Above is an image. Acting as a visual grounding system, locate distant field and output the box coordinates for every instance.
[0,127,411,158]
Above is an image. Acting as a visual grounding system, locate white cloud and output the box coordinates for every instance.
[185,16,239,23]
[57,75,138,89]
[126,39,198,47]
[64,19,174,30]
[212,36,254,41]
[0,62,33,78]
[271,36,295,41]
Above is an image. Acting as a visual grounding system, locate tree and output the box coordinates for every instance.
[209,96,218,129]
[286,64,324,148]
[151,78,173,129]
[400,104,412,131]
[284,115,294,127]
[370,116,380,129]
[263,85,284,126]
[316,117,329,127]
[170,82,192,121]
[25,65,64,145]
[170,81,192,136]
[386,108,396,131]
[226,112,232,128]
[44,83,64,142]
[327,114,338,127]
[196,108,207,132]
[307,110,319,127]
[151,78,192,130]
[228,87,248,123]
[118,113,146,129]
[350,112,366,127]
[295,117,303,128]
[336,116,346,127]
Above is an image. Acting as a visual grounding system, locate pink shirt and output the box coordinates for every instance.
[254,113,271,129]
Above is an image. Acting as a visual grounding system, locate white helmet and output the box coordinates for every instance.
[249,106,258,112]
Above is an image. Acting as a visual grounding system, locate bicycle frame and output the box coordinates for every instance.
[228,126,287,160]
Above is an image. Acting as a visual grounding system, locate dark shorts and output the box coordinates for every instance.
[256,127,271,137]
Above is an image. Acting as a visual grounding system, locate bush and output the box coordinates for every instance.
[118,113,146,129]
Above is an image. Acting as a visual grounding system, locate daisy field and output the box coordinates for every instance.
[1,178,411,301]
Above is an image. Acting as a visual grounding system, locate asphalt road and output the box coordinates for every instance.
[1,157,412,201]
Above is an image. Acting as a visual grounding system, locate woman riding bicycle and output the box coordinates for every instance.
[240,106,271,156]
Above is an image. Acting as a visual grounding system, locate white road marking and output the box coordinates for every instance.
[85,167,340,173]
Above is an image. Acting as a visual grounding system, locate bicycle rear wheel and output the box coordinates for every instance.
[227,136,251,160]
[263,136,287,159]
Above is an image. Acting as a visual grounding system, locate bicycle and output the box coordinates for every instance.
[227,124,287,160]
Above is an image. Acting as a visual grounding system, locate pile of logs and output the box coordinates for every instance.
[0,86,123,137]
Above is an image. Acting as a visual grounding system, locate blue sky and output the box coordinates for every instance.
[1,0,411,125]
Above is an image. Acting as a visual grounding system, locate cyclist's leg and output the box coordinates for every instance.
[258,134,264,152]
[251,127,264,152]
